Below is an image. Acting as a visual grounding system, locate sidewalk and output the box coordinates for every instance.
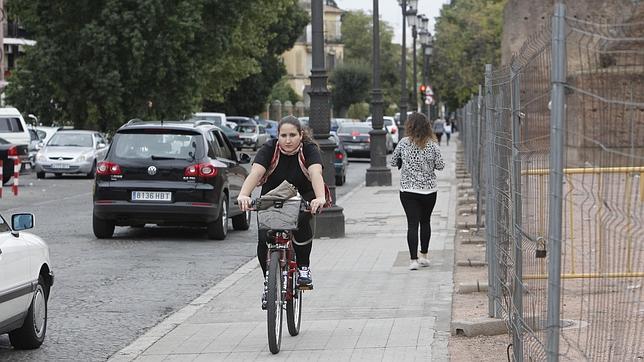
[110,141,458,361]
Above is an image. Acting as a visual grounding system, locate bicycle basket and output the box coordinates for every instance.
[256,198,301,230]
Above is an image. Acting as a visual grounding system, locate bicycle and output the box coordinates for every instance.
[253,196,312,354]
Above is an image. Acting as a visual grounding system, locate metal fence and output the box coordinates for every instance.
[457,4,643,361]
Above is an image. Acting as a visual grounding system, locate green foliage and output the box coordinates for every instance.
[431,0,506,111]
[329,63,371,117]
[5,0,305,131]
[341,10,402,112]
[269,77,301,105]
[346,102,370,120]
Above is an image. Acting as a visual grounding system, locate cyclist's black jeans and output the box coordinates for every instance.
[257,211,313,273]
[399,191,437,260]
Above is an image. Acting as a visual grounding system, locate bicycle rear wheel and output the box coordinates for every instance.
[286,272,302,336]
[267,251,283,354]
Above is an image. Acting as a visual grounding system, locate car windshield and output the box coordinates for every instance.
[112,133,201,160]
[192,115,223,126]
[236,125,256,134]
[48,133,93,147]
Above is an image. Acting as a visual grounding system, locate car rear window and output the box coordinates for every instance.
[338,125,370,134]
[237,125,256,133]
[111,130,204,160]
[0,117,24,132]
[48,133,93,147]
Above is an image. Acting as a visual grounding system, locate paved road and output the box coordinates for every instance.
[0,155,372,361]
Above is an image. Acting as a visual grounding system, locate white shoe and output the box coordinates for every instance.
[418,257,430,267]
[409,260,419,270]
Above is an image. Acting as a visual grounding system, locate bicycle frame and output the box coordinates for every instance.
[265,230,298,302]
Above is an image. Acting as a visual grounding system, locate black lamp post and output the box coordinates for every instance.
[308,0,345,238]
[419,16,432,119]
[366,0,392,186]
[396,0,417,139]
[408,12,419,112]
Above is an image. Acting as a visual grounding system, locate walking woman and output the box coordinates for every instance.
[391,112,445,270]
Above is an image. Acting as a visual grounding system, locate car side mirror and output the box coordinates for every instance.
[12,213,34,232]
[238,153,251,164]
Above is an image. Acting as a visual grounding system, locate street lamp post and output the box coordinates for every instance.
[397,0,407,139]
[418,16,432,119]
[408,12,419,112]
[309,0,345,238]
[366,0,392,186]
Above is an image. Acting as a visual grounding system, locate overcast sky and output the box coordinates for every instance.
[335,0,451,44]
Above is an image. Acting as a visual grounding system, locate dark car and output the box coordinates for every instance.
[0,136,29,184]
[226,116,257,128]
[329,132,348,186]
[218,124,244,151]
[92,121,251,240]
[336,124,374,157]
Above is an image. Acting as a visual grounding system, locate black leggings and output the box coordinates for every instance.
[399,191,437,260]
[257,211,314,273]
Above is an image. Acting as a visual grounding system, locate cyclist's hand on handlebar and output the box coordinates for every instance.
[237,195,253,211]
[310,197,326,214]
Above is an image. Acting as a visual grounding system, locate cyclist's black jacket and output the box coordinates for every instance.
[252,139,322,201]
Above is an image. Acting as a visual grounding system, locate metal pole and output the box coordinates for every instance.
[476,85,483,227]
[422,45,429,119]
[546,3,566,361]
[0,0,5,100]
[412,25,418,112]
[309,0,345,238]
[398,0,408,139]
[366,0,392,186]
[510,63,524,362]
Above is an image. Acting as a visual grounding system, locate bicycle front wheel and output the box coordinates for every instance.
[267,251,283,354]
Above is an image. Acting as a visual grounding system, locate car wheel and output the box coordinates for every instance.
[8,276,48,350]
[207,197,228,240]
[36,171,46,179]
[93,214,115,238]
[232,210,251,230]
[86,161,97,178]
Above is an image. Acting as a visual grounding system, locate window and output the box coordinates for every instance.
[0,214,10,233]
[48,133,93,147]
[212,131,233,160]
[0,117,23,132]
[113,132,201,160]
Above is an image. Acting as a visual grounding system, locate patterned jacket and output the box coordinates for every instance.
[391,137,445,193]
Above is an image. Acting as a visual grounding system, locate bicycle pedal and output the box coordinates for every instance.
[299,284,314,290]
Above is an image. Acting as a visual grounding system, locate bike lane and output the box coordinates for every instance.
[110,140,458,361]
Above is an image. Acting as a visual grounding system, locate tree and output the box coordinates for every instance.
[340,10,402,114]
[269,77,301,105]
[431,0,506,111]
[5,0,305,131]
[207,0,308,115]
[329,63,371,117]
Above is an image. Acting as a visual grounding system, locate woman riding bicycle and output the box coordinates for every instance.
[237,115,326,292]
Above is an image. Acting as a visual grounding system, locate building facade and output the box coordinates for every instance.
[280,0,345,107]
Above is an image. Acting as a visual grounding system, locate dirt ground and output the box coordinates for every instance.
[449,153,510,361]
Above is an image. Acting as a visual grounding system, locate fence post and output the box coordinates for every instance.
[510,62,524,362]
[476,85,483,227]
[546,3,567,361]
[484,64,500,318]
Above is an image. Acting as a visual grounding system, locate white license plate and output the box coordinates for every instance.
[51,163,70,169]
[131,191,172,202]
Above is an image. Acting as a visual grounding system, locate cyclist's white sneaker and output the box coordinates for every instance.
[409,260,419,270]
[297,267,313,287]
[418,256,430,267]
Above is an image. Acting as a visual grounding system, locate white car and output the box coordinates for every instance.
[34,130,109,178]
[366,116,399,145]
[235,124,270,151]
[0,212,54,349]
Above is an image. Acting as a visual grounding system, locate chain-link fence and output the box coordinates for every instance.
[457,3,643,360]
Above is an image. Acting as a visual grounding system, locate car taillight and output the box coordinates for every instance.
[7,146,17,157]
[391,128,397,134]
[184,163,218,178]
[97,161,122,175]
[335,152,344,160]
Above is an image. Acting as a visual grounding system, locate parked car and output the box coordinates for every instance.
[27,129,40,168]
[226,116,257,128]
[0,212,54,350]
[92,121,251,240]
[34,130,109,179]
[331,118,359,133]
[34,126,63,149]
[258,119,279,139]
[0,107,30,170]
[0,137,29,184]
[366,116,399,145]
[329,132,348,186]
[235,124,270,151]
[337,123,393,157]
[192,112,226,127]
